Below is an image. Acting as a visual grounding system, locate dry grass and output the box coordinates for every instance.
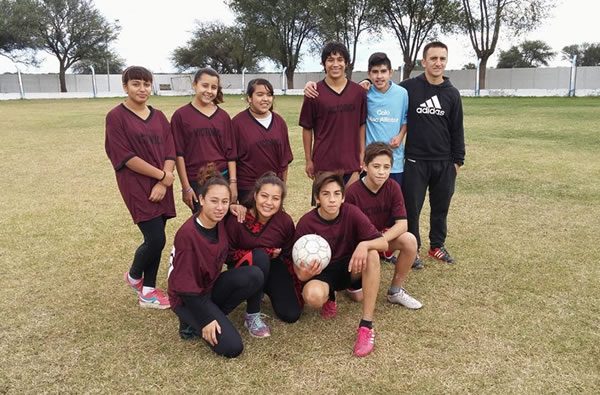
[0,95,599,394]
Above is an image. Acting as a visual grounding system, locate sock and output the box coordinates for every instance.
[142,286,155,296]
[128,273,142,284]
[359,319,372,329]
[388,285,403,295]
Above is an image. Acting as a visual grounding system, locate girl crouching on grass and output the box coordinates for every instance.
[105,66,175,309]
[225,172,303,338]
[167,165,264,358]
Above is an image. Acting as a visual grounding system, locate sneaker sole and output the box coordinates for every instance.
[243,323,271,338]
[428,254,455,264]
[138,300,170,310]
[386,296,423,310]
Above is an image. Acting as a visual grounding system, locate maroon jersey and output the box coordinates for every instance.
[299,79,367,174]
[171,104,236,180]
[345,178,407,231]
[294,203,380,263]
[167,216,229,309]
[105,104,176,224]
[232,109,293,190]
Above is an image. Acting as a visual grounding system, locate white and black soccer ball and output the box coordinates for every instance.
[292,234,331,270]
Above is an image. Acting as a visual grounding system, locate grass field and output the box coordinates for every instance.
[1,95,599,394]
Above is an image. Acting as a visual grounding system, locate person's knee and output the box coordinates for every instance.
[251,248,271,277]
[245,266,265,292]
[302,285,328,308]
[275,305,301,323]
[213,337,244,358]
[397,233,417,256]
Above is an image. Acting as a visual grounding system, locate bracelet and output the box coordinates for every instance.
[229,179,237,183]
[182,187,193,194]
[159,171,166,181]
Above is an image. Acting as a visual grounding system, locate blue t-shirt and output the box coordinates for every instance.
[366,82,408,173]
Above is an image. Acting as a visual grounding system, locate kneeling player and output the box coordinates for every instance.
[294,172,388,357]
[345,142,422,309]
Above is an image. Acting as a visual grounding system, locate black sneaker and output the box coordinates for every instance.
[412,254,424,270]
[428,246,455,264]
[179,320,199,340]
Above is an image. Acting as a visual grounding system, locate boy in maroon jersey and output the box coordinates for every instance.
[345,142,422,310]
[299,42,367,189]
[105,66,175,309]
[294,172,387,357]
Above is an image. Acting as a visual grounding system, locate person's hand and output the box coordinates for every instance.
[303,81,319,99]
[296,259,322,282]
[202,320,221,346]
[182,187,197,210]
[149,182,167,202]
[390,135,402,148]
[454,163,460,174]
[270,248,281,259]
[359,80,371,91]
[349,242,369,273]
[160,171,175,187]
[305,160,315,179]
[230,183,238,204]
[229,204,247,222]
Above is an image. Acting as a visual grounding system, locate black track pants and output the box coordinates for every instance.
[130,216,167,287]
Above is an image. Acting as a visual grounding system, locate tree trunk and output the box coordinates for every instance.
[59,62,67,92]
[346,61,354,80]
[285,67,295,89]
[403,63,414,80]
[478,56,489,89]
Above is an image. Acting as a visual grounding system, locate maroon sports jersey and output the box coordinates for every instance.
[232,109,293,190]
[171,104,235,180]
[294,203,380,263]
[167,216,229,309]
[299,79,367,174]
[345,178,407,231]
[105,104,176,224]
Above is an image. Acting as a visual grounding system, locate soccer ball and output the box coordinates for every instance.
[292,234,331,270]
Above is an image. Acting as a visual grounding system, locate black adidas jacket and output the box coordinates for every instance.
[400,73,465,166]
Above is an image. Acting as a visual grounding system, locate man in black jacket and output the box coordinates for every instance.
[400,41,465,269]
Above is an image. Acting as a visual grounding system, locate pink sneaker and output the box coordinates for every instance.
[321,300,337,319]
[124,271,142,294]
[138,289,170,309]
[353,326,375,357]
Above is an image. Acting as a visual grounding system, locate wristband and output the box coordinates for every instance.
[182,187,193,194]
[159,171,166,181]
[229,179,237,183]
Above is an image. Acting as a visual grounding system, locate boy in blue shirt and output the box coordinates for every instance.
[365,52,408,186]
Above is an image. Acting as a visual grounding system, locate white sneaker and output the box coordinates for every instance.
[387,288,423,309]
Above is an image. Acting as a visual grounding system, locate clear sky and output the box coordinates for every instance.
[1,0,596,74]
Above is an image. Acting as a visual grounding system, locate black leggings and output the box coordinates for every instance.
[129,216,167,288]
[173,266,264,358]
[231,249,301,323]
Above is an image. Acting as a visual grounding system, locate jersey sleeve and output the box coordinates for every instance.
[170,110,185,157]
[169,243,207,295]
[280,118,294,170]
[222,113,237,162]
[450,92,465,166]
[298,96,315,130]
[160,112,176,161]
[400,88,409,126]
[281,214,296,259]
[105,110,136,171]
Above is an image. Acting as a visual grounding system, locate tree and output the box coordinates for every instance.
[497,40,555,68]
[312,0,381,79]
[36,0,119,92]
[561,43,600,66]
[72,51,125,74]
[377,0,461,80]
[229,0,319,88]
[0,0,41,64]
[460,0,555,88]
[172,22,262,74]
[462,62,476,69]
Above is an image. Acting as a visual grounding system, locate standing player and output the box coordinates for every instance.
[171,68,237,212]
[168,166,264,358]
[294,172,387,357]
[232,79,293,203]
[299,42,367,188]
[399,42,465,268]
[345,143,422,310]
[105,66,175,309]
[225,172,302,338]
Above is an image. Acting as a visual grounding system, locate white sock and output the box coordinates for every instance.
[142,286,155,296]
[128,273,142,284]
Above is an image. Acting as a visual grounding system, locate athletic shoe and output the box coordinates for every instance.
[321,300,337,319]
[428,246,455,264]
[353,327,375,357]
[387,288,423,309]
[244,313,271,338]
[124,271,143,294]
[412,255,424,270]
[179,320,199,340]
[138,289,170,309]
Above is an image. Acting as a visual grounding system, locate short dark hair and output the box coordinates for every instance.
[243,171,286,210]
[364,142,394,166]
[246,78,274,111]
[312,171,345,201]
[321,42,350,66]
[368,52,392,71]
[121,66,152,84]
[422,41,448,59]
[193,68,224,104]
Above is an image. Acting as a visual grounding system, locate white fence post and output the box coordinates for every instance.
[242,68,246,93]
[16,66,25,99]
[569,55,577,97]
[475,58,481,97]
[282,67,287,95]
[90,65,97,98]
